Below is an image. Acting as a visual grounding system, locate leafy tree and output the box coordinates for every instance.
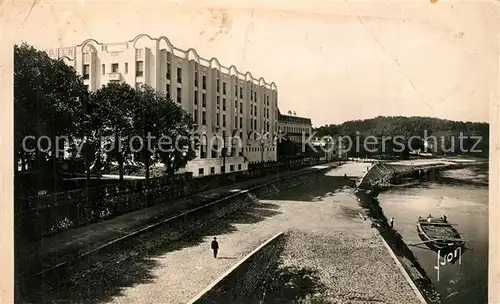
[88,82,137,180]
[14,43,88,193]
[133,86,197,179]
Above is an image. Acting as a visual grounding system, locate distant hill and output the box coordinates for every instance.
[313,116,489,157]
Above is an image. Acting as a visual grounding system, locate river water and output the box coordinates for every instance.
[378,164,489,303]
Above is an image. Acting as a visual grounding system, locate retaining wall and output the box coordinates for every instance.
[188,232,286,304]
[29,166,332,284]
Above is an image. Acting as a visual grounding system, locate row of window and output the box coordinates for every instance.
[165,83,276,113]
[245,146,275,152]
[82,61,144,79]
[198,164,242,176]
[280,126,311,134]
[279,116,311,125]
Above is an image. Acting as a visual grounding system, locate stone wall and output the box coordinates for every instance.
[189,232,285,304]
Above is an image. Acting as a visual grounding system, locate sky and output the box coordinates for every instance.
[2,0,498,126]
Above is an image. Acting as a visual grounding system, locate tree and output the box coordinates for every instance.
[312,116,489,157]
[134,86,198,179]
[89,83,137,181]
[14,43,88,193]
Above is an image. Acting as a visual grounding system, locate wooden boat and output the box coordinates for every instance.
[416,216,464,251]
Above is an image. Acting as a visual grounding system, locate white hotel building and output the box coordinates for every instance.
[46,34,279,177]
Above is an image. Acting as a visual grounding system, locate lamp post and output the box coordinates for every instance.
[83,119,91,182]
[221,135,227,178]
[261,141,264,164]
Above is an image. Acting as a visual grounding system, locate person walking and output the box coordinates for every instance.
[211,237,219,259]
[390,217,394,229]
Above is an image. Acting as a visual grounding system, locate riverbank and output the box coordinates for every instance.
[353,159,488,303]
[378,166,489,303]
[358,194,442,303]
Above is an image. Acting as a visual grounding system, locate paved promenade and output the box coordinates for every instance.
[99,163,418,303]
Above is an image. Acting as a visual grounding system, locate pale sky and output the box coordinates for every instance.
[2,0,498,126]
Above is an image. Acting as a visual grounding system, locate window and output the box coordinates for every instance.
[222,115,226,127]
[213,144,219,158]
[111,63,119,73]
[194,91,198,104]
[83,64,90,79]
[202,111,206,125]
[217,96,220,107]
[221,166,225,173]
[254,106,257,116]
[194,72,198,87]
[216,114,219,127]
[166,63,171,79]
[177,88,182,103]
[223,82,227,94]
[239,87,243,99]
[217,79,220,93]
[136,61,143,77]
[250,106,253,116]
[239,103,243,114]
[210,167,215,175]
[239,117,243,128]
[254,119,257,129]
[230,165,234,172]
[166,84,171,99]
[194,109,198,123]
[125,62,128,73]
[234,85,238,97]
[202,75,207,89]
[177,68,182,83]
[102,64,106,75]
[198,168,204,176]
[201,144,207,158]
[202,93,206,107]
[238,164,242,170]
[235,116,238,128]
[222,98,226,111]
[254,92,257,101]
[250,90,253,101]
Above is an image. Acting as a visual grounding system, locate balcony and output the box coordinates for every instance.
[108,72,121,81]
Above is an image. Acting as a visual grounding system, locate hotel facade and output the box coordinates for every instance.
[278,112,312,144]
[46,34,279,177]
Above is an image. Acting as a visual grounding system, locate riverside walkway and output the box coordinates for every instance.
[27,162,421,303]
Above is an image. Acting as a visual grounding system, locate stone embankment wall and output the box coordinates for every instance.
[358,162,461,190]
[188,232,285,304]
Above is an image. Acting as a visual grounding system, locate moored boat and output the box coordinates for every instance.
[416,216,464,251]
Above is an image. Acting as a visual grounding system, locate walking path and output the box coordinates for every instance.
[98,162,418,303]
[17,164,328,279]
